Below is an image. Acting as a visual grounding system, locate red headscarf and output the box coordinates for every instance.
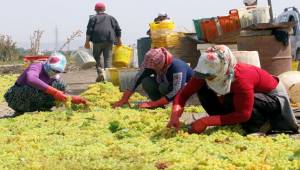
[143,48,173,75]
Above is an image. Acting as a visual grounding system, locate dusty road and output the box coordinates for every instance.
[61,68,97,95]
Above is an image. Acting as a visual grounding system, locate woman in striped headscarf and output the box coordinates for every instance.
[113,47,193,109]
[167,45,299,134]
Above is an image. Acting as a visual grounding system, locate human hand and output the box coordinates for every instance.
[138,97,168,109]
[71,96,88,105]
[138,101,152,109]
[112,90,133,108]
[45,86,67,102]
[115,38,122,46]
[188,118,207,134]
[112,100,131,108]
[167,104,183,130]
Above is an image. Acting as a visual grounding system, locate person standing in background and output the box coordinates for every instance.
[85,2,122,82]
[147,12,171,36]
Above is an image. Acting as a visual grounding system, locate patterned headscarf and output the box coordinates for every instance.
[194,45,237,95]
[143,48,173,75]
[44,52,67,77]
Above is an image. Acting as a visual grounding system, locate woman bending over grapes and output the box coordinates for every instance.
[167,45,299,134]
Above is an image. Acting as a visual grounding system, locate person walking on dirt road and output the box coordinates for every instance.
[85,2,122,82]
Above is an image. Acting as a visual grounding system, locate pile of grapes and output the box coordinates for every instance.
[0,76,299,169]
[0,74,18,102]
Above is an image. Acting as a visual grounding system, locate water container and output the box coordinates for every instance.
[233,51,261,68]
[72,48,96,69]
[252,6,270,24]
[238,6,270,28]
[112,45,133,68]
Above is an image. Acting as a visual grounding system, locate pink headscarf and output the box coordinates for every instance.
[194,45,237,95]
[143,48,173,75]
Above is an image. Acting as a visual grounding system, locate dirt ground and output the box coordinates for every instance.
[61,68,98,95]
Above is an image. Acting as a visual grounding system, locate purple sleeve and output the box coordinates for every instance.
[25,64,50,91]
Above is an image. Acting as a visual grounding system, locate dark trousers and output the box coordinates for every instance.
[4,80,66,114]
[93,42,113,76]
[196,84,281,133]
[141,77,170,101]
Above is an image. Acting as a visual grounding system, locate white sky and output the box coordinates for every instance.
[0,0,299,50]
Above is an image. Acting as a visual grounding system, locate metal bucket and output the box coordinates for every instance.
[238,34,292,75]
[103,68,139,91]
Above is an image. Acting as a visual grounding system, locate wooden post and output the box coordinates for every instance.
[268,0,274,23]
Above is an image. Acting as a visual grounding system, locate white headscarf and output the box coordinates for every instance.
[194,45,237,95]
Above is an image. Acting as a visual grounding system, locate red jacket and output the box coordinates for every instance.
[174,63,279,126]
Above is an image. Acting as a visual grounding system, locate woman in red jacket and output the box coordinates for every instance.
[167,45,299,134]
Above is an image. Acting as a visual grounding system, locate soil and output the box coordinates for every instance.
[61,68,98,95]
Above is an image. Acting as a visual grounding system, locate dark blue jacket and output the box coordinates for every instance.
[129,58,193,101]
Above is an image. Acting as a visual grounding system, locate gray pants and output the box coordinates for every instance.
[141,77,170,101]
[93,42,113,75]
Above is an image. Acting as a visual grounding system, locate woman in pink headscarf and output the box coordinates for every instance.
[167,45,299,134]
[113,47,193,109]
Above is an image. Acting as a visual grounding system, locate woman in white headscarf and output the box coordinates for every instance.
[167,45,299,134]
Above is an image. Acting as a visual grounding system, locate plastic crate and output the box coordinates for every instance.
[201,18,220,42]
[72,48,96,69]
[218,9,241,34]
[23,55,49,68]
[193,19,205,40]
[149,20,175,38]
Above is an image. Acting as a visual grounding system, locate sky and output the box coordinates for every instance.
[0,0,299,50]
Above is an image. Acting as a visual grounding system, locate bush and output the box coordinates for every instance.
[0,35,20,62]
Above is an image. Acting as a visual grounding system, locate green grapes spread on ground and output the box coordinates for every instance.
[0,74,18,102]
[0,76,299,170]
